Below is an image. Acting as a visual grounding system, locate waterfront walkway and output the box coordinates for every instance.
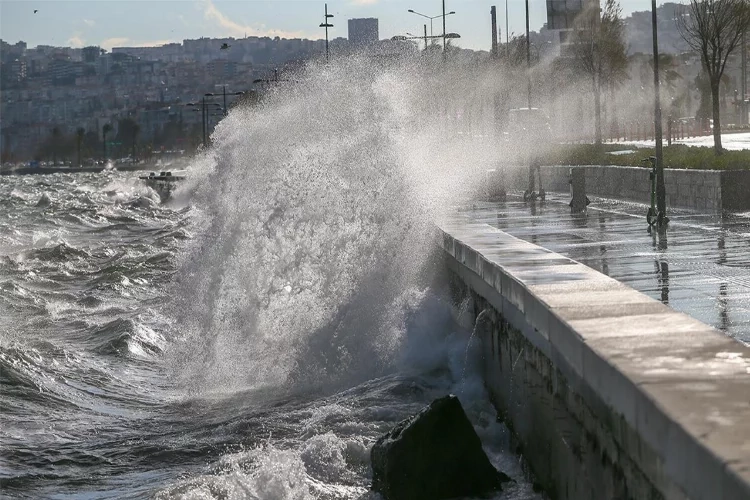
[465,194,750,345]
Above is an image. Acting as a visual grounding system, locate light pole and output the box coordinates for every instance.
[319,3,334,62]
[651,0,666,227]
[742,32,747,126]
[392,33,461,44]
[406,27,429,51]
[525,0,531,109]
[442,0,447,51]
[187,97,222,148]
[185,102,205,148]
[407,8,455,40]
[216,86,247,116]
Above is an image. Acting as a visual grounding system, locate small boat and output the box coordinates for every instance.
[139,170,187,202]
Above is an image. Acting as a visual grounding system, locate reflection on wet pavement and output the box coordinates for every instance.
[467,194,750,345]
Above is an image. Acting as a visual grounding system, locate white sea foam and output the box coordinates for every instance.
[159,54,543,499]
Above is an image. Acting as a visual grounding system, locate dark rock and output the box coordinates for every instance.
[35,193,51,207]
[371,394,510,500]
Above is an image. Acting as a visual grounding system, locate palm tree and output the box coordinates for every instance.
[102,123,112,161]
[76,127,85,167]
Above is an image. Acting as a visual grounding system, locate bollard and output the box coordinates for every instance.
[569,167,589,213]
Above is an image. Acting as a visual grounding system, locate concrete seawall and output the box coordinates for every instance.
[502,165,750,211]
[441,216,750,499]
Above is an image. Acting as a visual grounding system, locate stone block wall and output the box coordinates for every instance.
[440,218,750,500]
[502,165,750,212]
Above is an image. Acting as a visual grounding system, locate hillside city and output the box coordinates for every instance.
[0,2,747,164]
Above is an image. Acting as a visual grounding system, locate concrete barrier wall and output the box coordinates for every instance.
[440,216,750,500]
[502,165,750,211]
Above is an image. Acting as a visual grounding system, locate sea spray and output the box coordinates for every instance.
[168,53,527,398]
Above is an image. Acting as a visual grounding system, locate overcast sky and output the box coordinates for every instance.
[0,0,681,52]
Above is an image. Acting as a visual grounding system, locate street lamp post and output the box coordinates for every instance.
[392,33,461,43]
[442,0,447,51]
[651,0,667,227]
[525,0,531,109]
[319,3,334,62]
[202,96,207,147]
[216,86,247,116]
[407,8,455,40]
[187,97,224,148]
[406,27,429,51]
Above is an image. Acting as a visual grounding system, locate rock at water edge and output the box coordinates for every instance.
[371,394,510,500]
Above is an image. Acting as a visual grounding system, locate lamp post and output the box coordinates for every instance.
[525,0,531,109]
[651,0,666,227]
[216,86,247,116]
[407,8,455,40]
[185,102,204,148]
[319,3,334,62]
[392,33,461,43]
[187,97,222,148]
[406,27,429,51]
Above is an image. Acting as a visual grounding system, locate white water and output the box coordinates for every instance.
[154,55,540,499]
[169,56,504,396]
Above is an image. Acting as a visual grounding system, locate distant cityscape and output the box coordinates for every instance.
[1,2,746,164]
[0,17,385,163]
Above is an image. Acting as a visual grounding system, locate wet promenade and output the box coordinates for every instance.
[465,194,750,345]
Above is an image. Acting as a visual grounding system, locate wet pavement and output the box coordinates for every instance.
[464,194,750,345]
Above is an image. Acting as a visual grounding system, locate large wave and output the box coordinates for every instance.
[168,55,502,396]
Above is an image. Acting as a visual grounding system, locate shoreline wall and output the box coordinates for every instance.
[499,165,750,211]
[441,216,750,499]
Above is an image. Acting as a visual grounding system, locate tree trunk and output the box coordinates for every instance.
[609,83,617,139]
[77,139,82,167]
[594,74,602,146]
[711,79,723,154]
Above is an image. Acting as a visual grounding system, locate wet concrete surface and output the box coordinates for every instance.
[465,194,750,345]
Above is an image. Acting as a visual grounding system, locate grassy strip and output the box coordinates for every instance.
[543,144,750,170]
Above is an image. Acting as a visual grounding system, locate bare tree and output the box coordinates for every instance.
[568,0,629,145]
[677,0,750,153]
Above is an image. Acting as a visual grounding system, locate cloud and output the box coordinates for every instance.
[351,0,378,4]
[100,37,178,50]
[178,14,190,27]
[129,39,176,48]
[201,0,305,39]
[101,37,130,50]
[83,19,95,27]
[68,33,85,48]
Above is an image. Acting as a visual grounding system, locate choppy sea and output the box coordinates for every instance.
[0,170,540,499]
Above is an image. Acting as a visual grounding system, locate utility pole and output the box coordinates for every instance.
[742,32,747,125]
[651,0,666,226]
[443,0,447,51]
[319,4,334,62]
[525,0,531,108]
[424,24,428,51]
[505,0,510,60]
[202,96,207,148]
[491,6,498,58]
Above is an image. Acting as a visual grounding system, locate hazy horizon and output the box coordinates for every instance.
[1,0,687,52]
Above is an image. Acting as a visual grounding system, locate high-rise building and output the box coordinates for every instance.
[348,18,379,47]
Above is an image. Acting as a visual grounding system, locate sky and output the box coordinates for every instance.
[0,0,682,52]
